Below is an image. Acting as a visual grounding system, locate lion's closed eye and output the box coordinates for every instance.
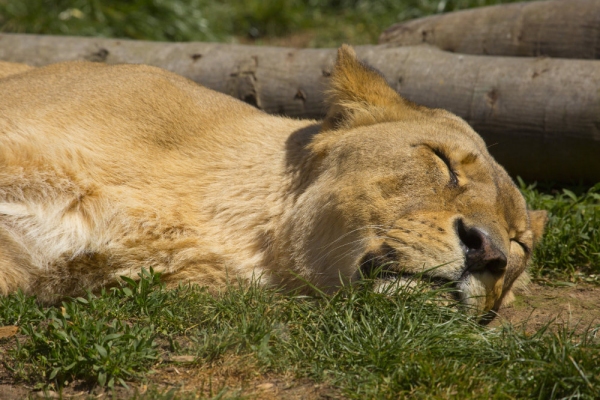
[510,239,530,255]
[432,148,459,186]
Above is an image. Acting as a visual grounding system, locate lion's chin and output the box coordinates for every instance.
[371,271,505,324]
[457,271,504,309]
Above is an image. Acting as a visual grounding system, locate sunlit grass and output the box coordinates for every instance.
[1,270,598,397]
[520,180,600,284]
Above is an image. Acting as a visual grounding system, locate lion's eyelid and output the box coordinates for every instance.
[432,148,459,186]
[510,239,530,255]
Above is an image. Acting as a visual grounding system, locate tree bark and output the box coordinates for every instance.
[380,0,600,59]
[0,33,598,183]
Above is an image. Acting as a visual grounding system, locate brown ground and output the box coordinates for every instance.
[490,282,600,335]
[1,283,598,399]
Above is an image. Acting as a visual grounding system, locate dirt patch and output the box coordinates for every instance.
[491,283,600,335]
[146,354,343,399]
[0,384,29,400]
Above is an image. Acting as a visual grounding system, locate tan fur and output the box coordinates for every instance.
[0,46,545,318]
[0,61,34,79]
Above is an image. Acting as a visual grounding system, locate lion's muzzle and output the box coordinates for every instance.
[455,219,508,276]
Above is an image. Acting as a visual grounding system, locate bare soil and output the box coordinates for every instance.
[1,283,598,399]
[490,282,600,335]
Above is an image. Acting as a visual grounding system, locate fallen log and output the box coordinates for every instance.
[380,0,600,59]
[0,33,598,183]
[0,34,336,119]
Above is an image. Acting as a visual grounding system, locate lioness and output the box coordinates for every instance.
[0,45,545,321]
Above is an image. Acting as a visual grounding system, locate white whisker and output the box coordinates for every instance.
[312,224,387,260]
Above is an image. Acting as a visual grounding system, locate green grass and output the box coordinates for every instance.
[3,274,161,390]
[0,0,533,47]
[520,180,600,284]
[1,270,598,398]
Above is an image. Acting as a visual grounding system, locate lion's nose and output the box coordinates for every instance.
[456,219,507,275]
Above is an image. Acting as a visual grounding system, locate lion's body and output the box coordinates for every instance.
[0,61,315,300]
[0,47,545,318]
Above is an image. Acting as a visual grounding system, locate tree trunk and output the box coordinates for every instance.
[0,33,598,183]
[380,0,600,59]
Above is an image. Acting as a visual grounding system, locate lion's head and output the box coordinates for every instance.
[281,45,546,321]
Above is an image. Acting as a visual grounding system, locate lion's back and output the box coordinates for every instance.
[0,61,260,150]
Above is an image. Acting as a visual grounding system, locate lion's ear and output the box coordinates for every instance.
[528,209,548,246]
[321,45,422,132]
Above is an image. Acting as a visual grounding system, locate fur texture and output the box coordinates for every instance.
[0,45,545,318]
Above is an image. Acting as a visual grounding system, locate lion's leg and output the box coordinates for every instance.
[0,227,33,296]
[159,253,241,290]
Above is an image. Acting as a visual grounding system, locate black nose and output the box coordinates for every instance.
[456,219,507,275]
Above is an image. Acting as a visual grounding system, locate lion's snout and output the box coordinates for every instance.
[455,219,508,276]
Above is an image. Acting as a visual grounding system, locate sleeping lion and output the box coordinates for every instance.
[0,45,545,322]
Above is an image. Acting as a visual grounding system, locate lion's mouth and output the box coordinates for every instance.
[358,247,499,324]
[359,244,457,287]
[359,249,458,290]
